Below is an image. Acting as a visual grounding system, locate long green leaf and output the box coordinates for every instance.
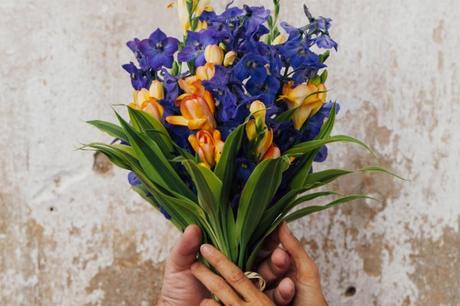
[214,124,245,204]
[236,156,290,267]
[127,107,174,157]
[284,194,376,222]
[285,135,374,156]
[289,103,337,189]
[87,120,127,142]
[115,112,196,200]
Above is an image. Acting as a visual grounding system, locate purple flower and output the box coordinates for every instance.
[122,62,152,90]
[134,28,178,71]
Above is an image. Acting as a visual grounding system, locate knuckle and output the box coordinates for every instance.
[227,268,245,284]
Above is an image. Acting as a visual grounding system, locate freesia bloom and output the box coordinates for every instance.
[204,44,224,65]
[280,81,327,130]
[188,130,224,167]
[223,51,237,67]
[246,101,279,160]
[196,63,216,80]
[129,87,164,121]
[149,80,165,100]
[166,76,216,130]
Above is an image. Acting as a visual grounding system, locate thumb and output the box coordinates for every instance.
[167,224,202,272]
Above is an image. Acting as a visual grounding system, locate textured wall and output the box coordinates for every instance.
[1,0,459,305]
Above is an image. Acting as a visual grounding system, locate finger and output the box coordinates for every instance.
[257,247,291,284]
[200,298,220,306]
[256,227,281,259]
[200,244,260,301]
[167,224,202,272]
[278,223,320,281]
[265,277,295,305]
[190,262,242,305]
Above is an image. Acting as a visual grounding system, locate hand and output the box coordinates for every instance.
[277,223,328,306]
[191,223,328,306]
[156,225,295,306]
[191,244,279,306]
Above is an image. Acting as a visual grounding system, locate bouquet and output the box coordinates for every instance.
[84,0,399,280]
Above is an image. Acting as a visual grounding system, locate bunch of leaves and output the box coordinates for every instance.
[83,105,402,270]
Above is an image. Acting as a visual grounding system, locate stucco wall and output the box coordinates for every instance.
[1,0,460,305]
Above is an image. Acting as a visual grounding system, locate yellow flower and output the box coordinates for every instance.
[149,80,164,100]
[166,76,216,131]
[223,51,237,67]
[279,81,327,130]
[204,44,224,65]
[129,87,164,121]
[196,63,216,81]
[188,130,224,168]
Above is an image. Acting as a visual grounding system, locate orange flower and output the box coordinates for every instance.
[262,145,281,160]
[188,130,224,168]
[129,84,164,121]
[279,81,327,130]
[166,76,216,131]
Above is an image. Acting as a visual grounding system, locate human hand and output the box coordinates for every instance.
[277,223,328,306]
[156,225,295,306]
[191,223,328,306]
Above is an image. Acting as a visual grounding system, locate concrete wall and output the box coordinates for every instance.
[1,0,459,305]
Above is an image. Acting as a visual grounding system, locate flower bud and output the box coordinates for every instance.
[188,129,224,168]
[262,145,281,160]
[249,100,267,127]
[205,44,224,65]
[149,80,164,100]
[272,34,287,45]
[223,51,237,67]
[196,63,216,81]
[129,89,164,121]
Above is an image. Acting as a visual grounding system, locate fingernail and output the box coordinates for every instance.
[200,244,213,256]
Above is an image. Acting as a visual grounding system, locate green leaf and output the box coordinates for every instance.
[182,160,222,216]
[288,103,337,189]
[127,107,174,157]
[115,112,196,200]
[283,191,341,214]
[236,157,290,267]
[181,160,229,256]
[284,194,377,222]
[360,166,408,181]
[87,120,127,142]
[214,124,244,204]
[285,135,374,156]
[83,143,134,170]
[303,169,354,189]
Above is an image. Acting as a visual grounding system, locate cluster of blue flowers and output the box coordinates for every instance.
[122,2,339,211]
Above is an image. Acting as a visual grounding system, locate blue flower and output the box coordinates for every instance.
[122,62,152,90]
[315,34,338,50]
[178,29,223,66]
[128,172,141,186]
[135,29,179,71]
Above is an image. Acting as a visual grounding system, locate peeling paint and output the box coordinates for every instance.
[1,0,460,305]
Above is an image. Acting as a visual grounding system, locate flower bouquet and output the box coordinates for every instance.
[84,0,399,277]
